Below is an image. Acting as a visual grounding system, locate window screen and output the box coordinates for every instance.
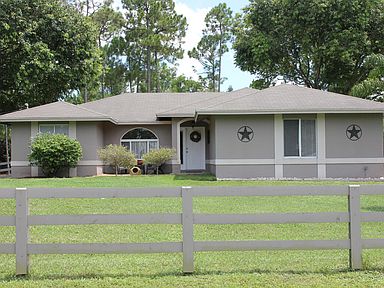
[284,119,316,157]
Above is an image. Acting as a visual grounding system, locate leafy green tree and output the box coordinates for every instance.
[169,75,204,92]
[0,125,11,164]
[233,0,384,93]
[91,0,124,98]
[0,0,101,113]
[142,148,175,175]
[98,144,136,175]
[189,3,233,92]
[351,54,384,101]
[29,134,83,177]
[121,0,187,92]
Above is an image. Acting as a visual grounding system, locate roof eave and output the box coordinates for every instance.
[195,109,384,117]
[0,118,116,123]
[156,113,195,118]
[115,121,172,125]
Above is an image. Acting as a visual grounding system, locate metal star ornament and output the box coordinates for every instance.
[346,124,362,141]
[237,126,254,142]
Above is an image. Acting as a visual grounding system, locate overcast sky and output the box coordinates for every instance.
[114,0,254,91]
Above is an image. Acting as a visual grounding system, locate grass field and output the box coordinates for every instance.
[0,175,384,287]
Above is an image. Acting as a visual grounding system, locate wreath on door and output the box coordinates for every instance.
[190,131,201,143]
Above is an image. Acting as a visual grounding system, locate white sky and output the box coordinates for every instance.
[173,0,254,91]
[113,0,254,90]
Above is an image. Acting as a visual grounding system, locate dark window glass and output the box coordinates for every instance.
[284,120,299,156]
[122,128,157,140]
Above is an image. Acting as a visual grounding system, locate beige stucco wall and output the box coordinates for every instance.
[327,164,384,178]
[77,122,104,160]
[207,115,275,178]
[324,114,384,178]
[103,122,172,148]
[215,165,275,179]
[7,112,384,179]
[10,123,31,177]
[208,113,384,179]
[283,164,318,178]
[325,114,383,158]
[209,117,216,160]
[11,122,31,161]
[76,122,104,176]
[213,115,275,159]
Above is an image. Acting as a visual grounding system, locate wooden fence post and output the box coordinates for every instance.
[182,186,194,273]
[15,188,29,276]
[348,184,362,270]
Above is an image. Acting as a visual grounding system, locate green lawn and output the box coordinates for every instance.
[0,173,383,188]
[0,175,384,287]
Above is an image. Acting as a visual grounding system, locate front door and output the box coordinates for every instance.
[181,127,205,170]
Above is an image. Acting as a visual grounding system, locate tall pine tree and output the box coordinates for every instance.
[188,3,232,92]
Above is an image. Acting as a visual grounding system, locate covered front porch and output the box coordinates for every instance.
[170,118,210,174]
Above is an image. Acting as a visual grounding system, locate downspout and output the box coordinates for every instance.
[194,112,199,123]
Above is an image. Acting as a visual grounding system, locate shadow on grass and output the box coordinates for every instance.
[363,206,384,212]
[173,174,217,182]
[2,267,384,282]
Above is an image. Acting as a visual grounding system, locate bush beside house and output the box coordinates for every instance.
[98,144,136,176]
[29,134,82,177]
[142,148,176,175]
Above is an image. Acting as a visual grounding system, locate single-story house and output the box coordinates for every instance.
[1,84,384,179]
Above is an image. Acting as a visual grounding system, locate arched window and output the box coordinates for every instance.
[121,128,159,159]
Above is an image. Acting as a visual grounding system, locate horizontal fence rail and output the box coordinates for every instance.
[0,162,11,174]
[1,185,384,275]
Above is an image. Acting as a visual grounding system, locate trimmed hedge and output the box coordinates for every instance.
[29,133,82,177]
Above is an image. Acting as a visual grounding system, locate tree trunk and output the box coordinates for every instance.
[212,60,216,92]
[84,87,88,103]
[155,51,160,93]
[115,165,118,176]
[145,6,151,93]
[101,57,106,98]
[146,47,151,92]
[218,39,222,92]
[86,0,89,16]
[99,36,106,98]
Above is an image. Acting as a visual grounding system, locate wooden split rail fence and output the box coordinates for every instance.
[0,162,10,174]
[0,185,384,275]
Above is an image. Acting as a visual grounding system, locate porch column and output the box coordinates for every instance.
[30,122,38,177]
[274,114,284,178]
[68,121,77,177]
[171,119,181,173]
[317,113,326,178]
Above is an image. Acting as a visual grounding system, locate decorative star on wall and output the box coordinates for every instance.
[346,124,362,141]
[237,126,254,142]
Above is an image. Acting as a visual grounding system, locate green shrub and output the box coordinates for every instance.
[29,133,82,177]
[142,148,176,175]
[98,144,136,175]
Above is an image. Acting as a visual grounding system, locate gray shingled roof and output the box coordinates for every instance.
[0,101,112,122]
[80,88,255,123]
[196,84,384,116]
[0,85,383,124]
[155,87,256,117]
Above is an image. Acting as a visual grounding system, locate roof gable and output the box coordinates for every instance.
[0,101,112,122]
[196,85,384,115]
[0,85,383,124]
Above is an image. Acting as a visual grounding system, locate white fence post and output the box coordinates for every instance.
[348,185,362,270]
[182,186,194,273]
[15,188,29,275]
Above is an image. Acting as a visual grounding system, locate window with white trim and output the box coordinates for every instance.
[284,119,316,157]
[121,128,159,159]
[39,124,69,135]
